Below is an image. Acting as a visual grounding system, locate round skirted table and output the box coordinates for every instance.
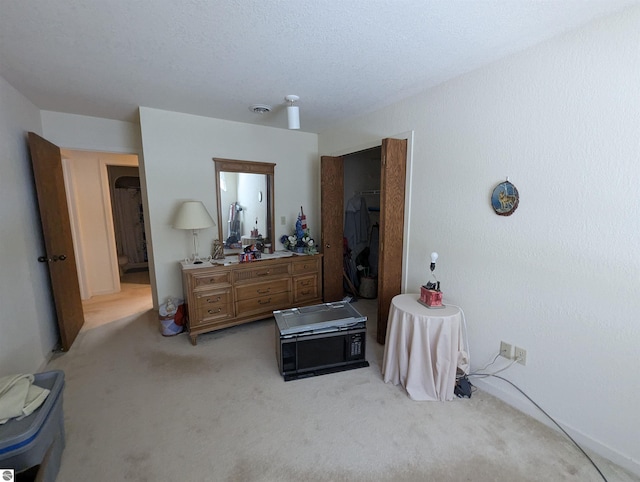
[382,294,467,401]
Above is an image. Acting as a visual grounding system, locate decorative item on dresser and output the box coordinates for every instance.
[181,253,323,345]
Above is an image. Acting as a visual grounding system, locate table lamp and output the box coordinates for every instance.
[173,201,215,264]
[420,251,444,308]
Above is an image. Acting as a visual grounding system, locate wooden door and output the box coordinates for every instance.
[320,156,344,302]
[29,132,85,350]
[376,138,407,343]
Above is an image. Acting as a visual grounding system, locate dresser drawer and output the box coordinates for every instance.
[291,258,320,274]
[235,278,290,301]
[192,270,232,289]
[293,275,319,303]
[195,289,232,309]
[193,304,234,326]
[193,289,234,325]
[236,291,291,317]
[234,263,289,282]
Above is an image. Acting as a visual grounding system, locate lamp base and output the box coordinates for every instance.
[188,230,208,264]
[417,299,446,309]
[186,255,207,265]
[420,285,443,307]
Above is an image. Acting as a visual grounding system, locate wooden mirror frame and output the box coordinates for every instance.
[213,158,275,255]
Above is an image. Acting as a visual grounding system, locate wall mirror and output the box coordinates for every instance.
[213,158,275,256]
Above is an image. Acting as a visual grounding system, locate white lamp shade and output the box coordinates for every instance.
[173,201,215,230]
[287,105,300,130]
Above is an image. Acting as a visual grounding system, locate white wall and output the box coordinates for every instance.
[40,111,142,154]
[139,107,318,306]
[319,7,640,475]
[0,76,58,375]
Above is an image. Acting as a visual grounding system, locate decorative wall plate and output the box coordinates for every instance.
[491,180,519,216]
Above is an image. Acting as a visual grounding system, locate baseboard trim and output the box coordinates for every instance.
[473,378,640,478]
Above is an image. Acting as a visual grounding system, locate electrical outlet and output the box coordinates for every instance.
[514,346,527,365]
[500,341,512,359]
[280,216,286,225]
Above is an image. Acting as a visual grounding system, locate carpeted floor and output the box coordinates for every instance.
[46,298,638,482]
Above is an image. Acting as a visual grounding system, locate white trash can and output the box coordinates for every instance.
[159,298,185,336]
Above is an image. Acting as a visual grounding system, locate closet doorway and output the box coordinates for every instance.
[107,166,148,277]
[343,147,381,301]
[321,137,407,344]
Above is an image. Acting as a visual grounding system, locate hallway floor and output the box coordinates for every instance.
[81,270,152,330]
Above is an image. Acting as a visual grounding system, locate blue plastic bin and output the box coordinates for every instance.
[0,370,65,481]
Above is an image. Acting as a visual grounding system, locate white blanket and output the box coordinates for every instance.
[0,374,50,424]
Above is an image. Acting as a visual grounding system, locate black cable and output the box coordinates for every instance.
[470,373,608,482]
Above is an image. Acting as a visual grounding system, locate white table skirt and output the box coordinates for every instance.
[382,294,466,401]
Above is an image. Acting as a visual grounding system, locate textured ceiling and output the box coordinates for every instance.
[1,0,637,133]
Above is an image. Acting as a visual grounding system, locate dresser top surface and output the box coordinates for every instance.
[181,251,320,270]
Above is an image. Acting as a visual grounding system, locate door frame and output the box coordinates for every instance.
[323,130,414,329]
[61,158,90,299]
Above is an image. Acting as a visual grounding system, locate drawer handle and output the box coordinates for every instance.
[208,308,222,314]
[258,298,272,305]
[301,290,311,295]
[257,270,270,277]
[301,280,311,286]
[206,296,221,303]
[257,288,271,294]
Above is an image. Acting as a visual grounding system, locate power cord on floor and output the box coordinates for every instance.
[469,371,608,482]
[470,356,521,379]
[457,351,508,383]
[471,352,501,374]
[446,310,607,479]
[456,351,515,397]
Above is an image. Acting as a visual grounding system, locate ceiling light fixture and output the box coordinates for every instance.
[249,104,272,114]
[285,95,300,130]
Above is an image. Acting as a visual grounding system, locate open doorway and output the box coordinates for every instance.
[61,150,152,330]
[343,146,381,301]
[107,166,148,278]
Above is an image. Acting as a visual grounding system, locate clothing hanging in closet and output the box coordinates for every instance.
[344,195,371,254]
[113,187,147,263]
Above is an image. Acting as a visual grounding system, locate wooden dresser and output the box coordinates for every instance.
[181,253,323,345]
